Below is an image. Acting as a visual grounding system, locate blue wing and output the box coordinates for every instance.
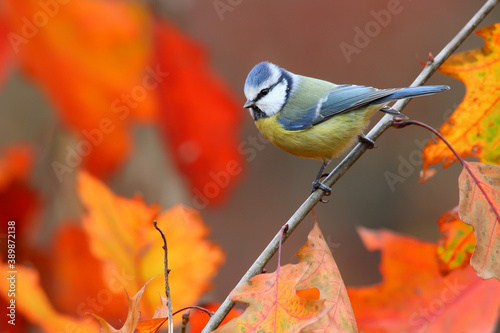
[278,84,449,130]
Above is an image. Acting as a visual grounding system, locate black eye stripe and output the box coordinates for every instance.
[256,87,271,100]
[254,75,286,102]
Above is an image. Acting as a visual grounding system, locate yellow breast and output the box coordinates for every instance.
[255,106,380,161]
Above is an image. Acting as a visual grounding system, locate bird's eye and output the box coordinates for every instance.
[260,88,270,96]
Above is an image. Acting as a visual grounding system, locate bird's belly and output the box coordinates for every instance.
[255,111,373,161]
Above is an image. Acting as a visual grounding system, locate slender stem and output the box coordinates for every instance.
[173,306,213,318]
[153,221,174,333]
[201,1,499,331]
[392,119,467,166]
[392,119,500,226]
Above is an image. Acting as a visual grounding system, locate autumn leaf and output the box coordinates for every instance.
[37,224,129,323]
[0,262,99,332]
[3,0,157,178]
[154,19,244,207]
[214,222,355,332]
[436,207,475,275]
[214,261,328,333]
[136,318,168,333]
[458,161,500,280]
[91,281,150,333]
[296,222,357,332]
[347,228,500,333]
[422,23,500,178]
[78,171,225,323]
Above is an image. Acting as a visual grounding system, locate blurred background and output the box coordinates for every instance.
[1,0,499,330]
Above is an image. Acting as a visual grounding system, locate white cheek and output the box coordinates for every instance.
[256,81,287,117]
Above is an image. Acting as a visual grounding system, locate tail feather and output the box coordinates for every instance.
[376,85,450,104]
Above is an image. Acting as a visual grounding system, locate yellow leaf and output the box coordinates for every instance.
[0,263,98,332]
[77,171,225,324]
[422,23,500,178]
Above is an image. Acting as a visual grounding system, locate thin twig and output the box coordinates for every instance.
[153,220,174,333]
[201,1,499,331]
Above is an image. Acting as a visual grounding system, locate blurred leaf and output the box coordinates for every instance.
[0,144,33,191]
[3,0,157,178]
[296,222,358,332]
[422,23,500,180]
[347,228,500,333]
[458,162,500,280]
[78,171,225,323]
[39,224,129,324]
[0,15,14,87]
[154,20,244,207]
[91,282,149,333]
[0,145,38,260]
[0,262,99,332]
[436,207,475,275]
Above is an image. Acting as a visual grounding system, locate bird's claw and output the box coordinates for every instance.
[311,180,332,203]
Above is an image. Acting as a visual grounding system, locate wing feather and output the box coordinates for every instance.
[278,85,399,130]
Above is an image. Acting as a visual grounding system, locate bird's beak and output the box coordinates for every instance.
[243,100,254,108]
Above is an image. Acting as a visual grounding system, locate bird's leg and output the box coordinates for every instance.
[358,133,377,149]
[311,161,332,201]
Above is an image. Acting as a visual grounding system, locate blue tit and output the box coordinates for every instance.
[243,61,449,194]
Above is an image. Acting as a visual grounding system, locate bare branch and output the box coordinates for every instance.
[201,1,499,331]
[154,220,174,333]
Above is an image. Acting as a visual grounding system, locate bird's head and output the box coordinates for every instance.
[243,61,293,121]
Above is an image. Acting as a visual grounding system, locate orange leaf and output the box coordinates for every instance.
[347,228,500,332]
[214,262,328,332]
[214,222,353,332]
[3,0,157,178]
[38,224,128,324]
[422,23,500,178]
[0,263,99,332]
[436,207,475,275]
[187,303,241,333]
[91,281,150,333]
[458,161,500,280]
[296,222,358,332]
[136,318,169,333]
[78,171,225,323]
[154,19,244,207]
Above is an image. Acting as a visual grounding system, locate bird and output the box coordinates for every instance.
[243,61,449,195]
